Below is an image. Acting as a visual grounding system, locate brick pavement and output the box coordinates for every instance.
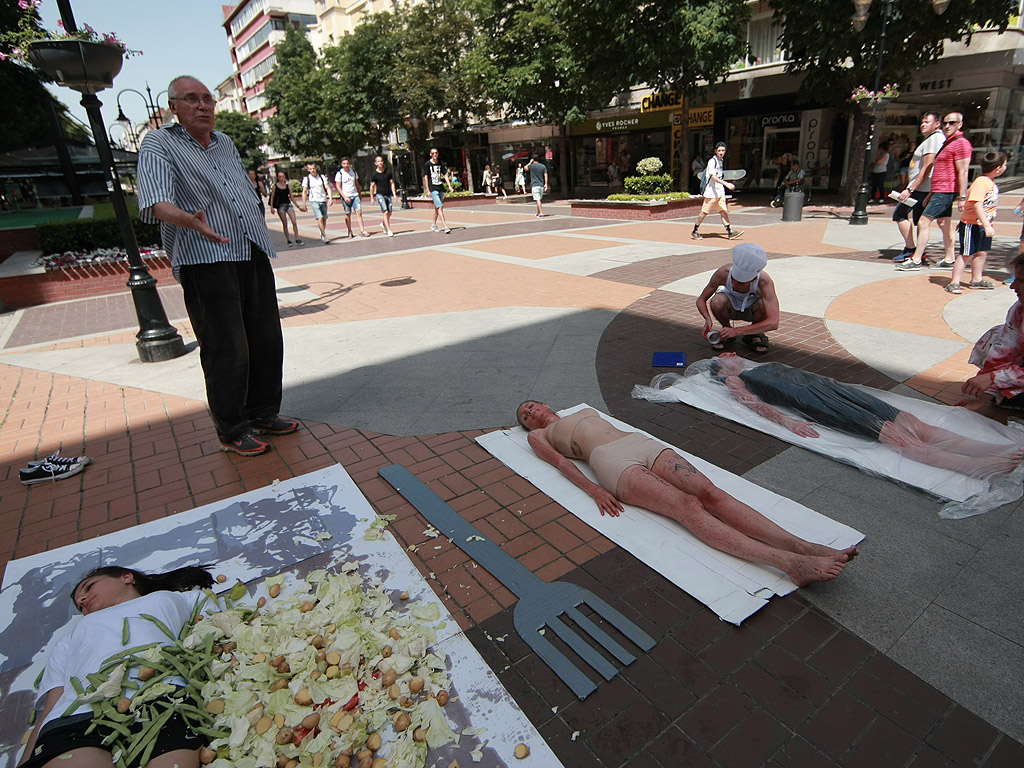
[1,202,1022,765]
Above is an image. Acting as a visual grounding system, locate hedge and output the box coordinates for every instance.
[36,217,162,254]
[623,174,674,195]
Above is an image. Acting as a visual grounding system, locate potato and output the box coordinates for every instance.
[270,678,288,692]
[400,696,412,708]
[331,712,354,732]
[358,758,372,768]
[269,583,281,598]
[388,684,400,700]
[514,744,530,759]
[412,727,426,743]
[301,712,321,731]
[394,712,411,732]
[408,676,424,694]
[399,591,409,601]
[274,713,285,728]
[366,732,381,752]
[257,597,267,608]
[253,653,267,663]
[294,688,313,706]
[311,668,321,680]
[206,699,226,715]
[276,728,295,745]
[116,697,131,714]
[381,645,392,659]
[221,642,237,653]
[436,690,448,707]
[371,760,387,768]
[301,601,315,613]
[199,747,217,764]
[255,716,273,735]
[381,669,396,687]
[138,667,157,681]
[357,750,372,762]
[326,665,340,679]
[277,661,291,675]
[312,754,324,767]
[310,634,325,649]
[215,574,226,583]
[388,628,401,640]
[334,756,351,768]
[326,651,341,666]
[270,655,286,667]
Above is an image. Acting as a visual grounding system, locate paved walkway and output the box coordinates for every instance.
[1,197,1022,766]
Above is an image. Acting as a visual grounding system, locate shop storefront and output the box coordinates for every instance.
[484,123,562,195]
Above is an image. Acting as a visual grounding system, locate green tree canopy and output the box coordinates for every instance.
[215,110,267,171]
[264,26,326,158]
[769,0,1017,201]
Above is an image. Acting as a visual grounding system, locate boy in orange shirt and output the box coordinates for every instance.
[947,152,1006,294]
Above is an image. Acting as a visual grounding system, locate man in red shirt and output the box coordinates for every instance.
[897,112,972,271]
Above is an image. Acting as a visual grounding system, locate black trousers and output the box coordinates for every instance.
[180,246,284,441]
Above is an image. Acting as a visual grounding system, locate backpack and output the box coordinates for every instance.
[699,167,710,195]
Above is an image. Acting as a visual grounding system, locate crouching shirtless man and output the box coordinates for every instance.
[516,402,856,586]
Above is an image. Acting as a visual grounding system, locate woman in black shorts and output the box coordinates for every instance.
[19,565,214,768]
[269,171,303,246]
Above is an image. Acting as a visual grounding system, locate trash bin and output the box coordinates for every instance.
[782,190,804,221]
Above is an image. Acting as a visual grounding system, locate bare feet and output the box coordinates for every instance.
[785,553,848,587]
[788,541,859,561]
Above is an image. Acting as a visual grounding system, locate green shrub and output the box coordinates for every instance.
[624,173,674,195]
[607,192,689,201]
[37,217,162,254]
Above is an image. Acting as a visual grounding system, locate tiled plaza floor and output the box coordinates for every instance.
[1,197,1022,766]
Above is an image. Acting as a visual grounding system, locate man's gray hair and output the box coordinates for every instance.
[167,75,204,100]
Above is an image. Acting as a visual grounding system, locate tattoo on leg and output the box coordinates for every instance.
[673,459,697,476]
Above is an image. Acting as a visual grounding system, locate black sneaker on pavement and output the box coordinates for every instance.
[728,229,744,239]
[691,230,703,240]
[28,450,91,468]
[250,416,300,436]
[20,459,87,485]
[219,431,272,456]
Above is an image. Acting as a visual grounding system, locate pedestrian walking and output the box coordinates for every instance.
[369,154,398,237]
[301,163,333,244]
[269,171,302,246]
[424,147,453,234]
[692,142,743,240]
[334,157,370,238]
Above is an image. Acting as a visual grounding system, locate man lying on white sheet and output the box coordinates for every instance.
[516,400,857,586]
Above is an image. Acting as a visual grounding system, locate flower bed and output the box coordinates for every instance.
[569,196,703,221]
[0,246,174,311]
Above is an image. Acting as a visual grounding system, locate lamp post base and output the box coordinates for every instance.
[849,184,870,225]
[137,335,188,363]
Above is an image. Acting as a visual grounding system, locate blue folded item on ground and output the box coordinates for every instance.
[652,352,687,368]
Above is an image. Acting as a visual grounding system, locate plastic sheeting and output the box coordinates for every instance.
[632,357,1024,519]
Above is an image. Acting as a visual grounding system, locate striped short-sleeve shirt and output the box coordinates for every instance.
[138,124,275,278]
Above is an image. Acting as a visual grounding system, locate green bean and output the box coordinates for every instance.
[28,708,36,725]
[140,614,177,641]
[69,676,85,695]
[33,666,45,689]
[125,706,173,767]
[122,617,131,645]
[98,702,133,722]
[189,724,231,739]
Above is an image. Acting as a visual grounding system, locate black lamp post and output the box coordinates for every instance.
[50,0,186,363]
[849,0,953,225]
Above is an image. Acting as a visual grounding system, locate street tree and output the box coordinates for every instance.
[554,0,752,190]
[392,0,489,190]
[215,111,267,171]
[264,27,327,159]
[474,0,623,195]
[768,0,1018,203]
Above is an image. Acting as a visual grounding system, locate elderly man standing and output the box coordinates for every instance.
[897,111,973,271]
[696,243,779,353]
[137,76,298,457]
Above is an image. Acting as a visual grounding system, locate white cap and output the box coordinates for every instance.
[730,243,767,282]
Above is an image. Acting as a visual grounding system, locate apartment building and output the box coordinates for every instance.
[222,0,318,122]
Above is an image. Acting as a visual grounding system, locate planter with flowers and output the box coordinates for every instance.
[2,1,141,94]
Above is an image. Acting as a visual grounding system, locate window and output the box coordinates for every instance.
[746,14,785,67]
[236,21,272,62]
[230,0,266,39]
[240,53,277,89]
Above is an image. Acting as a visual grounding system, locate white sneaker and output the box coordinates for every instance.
[387,230,395,237]
[430,225,439,232]
[321,234,328,243]
[444,227,452,234]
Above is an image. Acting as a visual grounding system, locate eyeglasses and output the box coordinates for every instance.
[170,95,216,107]
[942,120,961,126]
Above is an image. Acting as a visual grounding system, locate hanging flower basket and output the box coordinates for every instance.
[26,39,124,93]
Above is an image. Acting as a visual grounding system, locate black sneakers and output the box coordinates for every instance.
[219,430,272,456]
[20,457,88,485]
[250,416,300,436]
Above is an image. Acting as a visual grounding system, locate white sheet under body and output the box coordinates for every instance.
[632,367,1024,515]
[476,405,864,625]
